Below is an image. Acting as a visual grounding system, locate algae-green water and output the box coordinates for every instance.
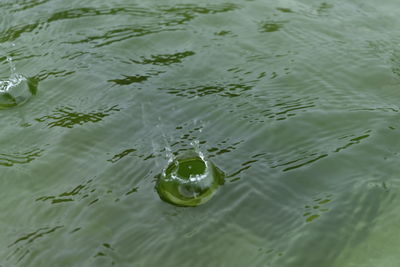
[1,0,400,266]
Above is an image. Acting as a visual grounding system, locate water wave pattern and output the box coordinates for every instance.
[0,0,52,13]
[302,193,334,223]
[165,82,253,99]
[107,148,137,163]
[60,4,239,47]
[2,0,400,267]
[235,95,318,123]
[36,178,98,205]
[34,69,75,82]
[107,146,159,164]
[131,51,196,66]
[0,148,43,167]
[269,129,372,172]
[6,226,63,264]
[275,181,396,267]
[35,105,120,128]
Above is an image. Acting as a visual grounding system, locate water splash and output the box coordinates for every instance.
[0,56,37,109]
[0,57,25,92]
[0,72,26,92]
[156,142,224,207]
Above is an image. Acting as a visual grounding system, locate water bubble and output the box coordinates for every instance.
[156,150,224,207]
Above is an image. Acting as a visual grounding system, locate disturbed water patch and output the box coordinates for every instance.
[156,149,224,207]
[0,57,38,109]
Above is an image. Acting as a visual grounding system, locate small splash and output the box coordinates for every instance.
[156,144,224,207]
[0,56,38,109]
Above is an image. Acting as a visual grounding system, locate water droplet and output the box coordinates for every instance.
[156,150,224,207]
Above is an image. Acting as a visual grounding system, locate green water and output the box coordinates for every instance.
[1,0,400,266]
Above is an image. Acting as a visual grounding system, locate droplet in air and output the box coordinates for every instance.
[156,149,224,207]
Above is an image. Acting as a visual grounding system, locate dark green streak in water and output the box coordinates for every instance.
[35,105,119,128]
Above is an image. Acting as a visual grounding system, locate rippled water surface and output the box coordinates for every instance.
[2,0,400,266]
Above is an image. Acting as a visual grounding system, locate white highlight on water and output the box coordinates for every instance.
[0,56,26,93]
[164,140,210,184]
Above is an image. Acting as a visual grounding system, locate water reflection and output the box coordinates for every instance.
[63,4,238,47]
[276,180,394,267]
[68,26,164,47]
[207,139,244,158]
[131,51,195,66]
[260,21,285,33]
[108,75,149,85]
[335,130,371,153]
[276,7,293,13]
[303,193,333,223]
[7,226,63,263]
[164,82,253,98]
[108,146,162,165]
[273,153,328,172]
[34,69,75,82]
[1,0,398,266]
[263,126,372,173]
[46,7,156,23]
[35,105,119,128]
[158,3,238,25]
[36,178,97,205]
[93,243,116,265]
[0,3,237,47]
[214,30,234,37]
[0,147,43,167]
[0,23,39,43]
[5,0,51,12]
[226,153,267,182]
[236,96,317,123]
[107,148,137,163]
[317,3,334,14]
